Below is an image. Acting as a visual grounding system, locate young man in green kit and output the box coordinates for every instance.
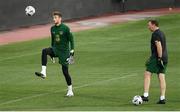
[35,11,75,97]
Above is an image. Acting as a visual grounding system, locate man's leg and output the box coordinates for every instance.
[35,47,55,78]
[62,65,74,97]
[157,73,166,104]
[142,71,152,101]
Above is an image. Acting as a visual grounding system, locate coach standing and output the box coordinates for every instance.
[141,20,168,104]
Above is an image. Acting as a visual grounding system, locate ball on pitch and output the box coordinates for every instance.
[25,6,35,16]
[132,95,143,105]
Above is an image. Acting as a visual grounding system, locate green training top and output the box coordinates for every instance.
[51,23,74,53]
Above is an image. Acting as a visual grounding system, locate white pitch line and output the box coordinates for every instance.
[0,72,138,106]
[0,52,40,62]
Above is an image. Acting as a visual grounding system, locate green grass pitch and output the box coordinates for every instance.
[0,14,180,111]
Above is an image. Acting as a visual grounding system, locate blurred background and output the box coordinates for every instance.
[0,0,179,31]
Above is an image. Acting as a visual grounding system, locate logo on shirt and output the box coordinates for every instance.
[55,35,60,42]
[59,31,63,35]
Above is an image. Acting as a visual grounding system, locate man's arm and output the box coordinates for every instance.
[155,41,162,58]
[50,28,54,47]
[50,27,55,63]
[155,40,164,68]
[66,27,75,64]
[67,27,74,54]
[69,33,74,52]
[51,34,54,47]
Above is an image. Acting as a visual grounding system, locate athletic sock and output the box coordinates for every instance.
[68,85,72,91]
[143,92,149,97]
[41,66,46,76]
[160,96,165,100]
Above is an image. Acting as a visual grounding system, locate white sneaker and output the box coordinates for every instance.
[41,71,46,77]
[66,90,74,97]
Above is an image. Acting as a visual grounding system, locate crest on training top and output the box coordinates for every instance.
[59,31,63,35]
[55,35,60,42]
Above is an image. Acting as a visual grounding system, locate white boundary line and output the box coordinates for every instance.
[0,72,139,106]
[0,52,40,62]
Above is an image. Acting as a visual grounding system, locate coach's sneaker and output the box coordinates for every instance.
[141,95,149,102]
[157,99,166,104]
[35,72,46,79]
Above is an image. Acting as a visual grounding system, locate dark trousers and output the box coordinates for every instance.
[41,47,72,86]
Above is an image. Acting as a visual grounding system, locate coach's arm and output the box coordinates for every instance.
[155,41,162,58]
[155,40,165,68]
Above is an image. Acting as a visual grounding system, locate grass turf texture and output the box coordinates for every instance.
[0,14,180,111]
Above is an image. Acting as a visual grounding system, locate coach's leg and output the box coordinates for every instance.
[142,71,152,101]
[158,73,166,101]
[62,65,74,96]
[144,71,152,95]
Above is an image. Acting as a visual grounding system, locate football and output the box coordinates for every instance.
[25,6,35,16]
[132,95,143,105]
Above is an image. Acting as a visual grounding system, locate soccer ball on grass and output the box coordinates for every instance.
[132,95,143,105]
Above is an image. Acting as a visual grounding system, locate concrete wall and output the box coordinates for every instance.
[0,0,178,30]
[125,0,175,11]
